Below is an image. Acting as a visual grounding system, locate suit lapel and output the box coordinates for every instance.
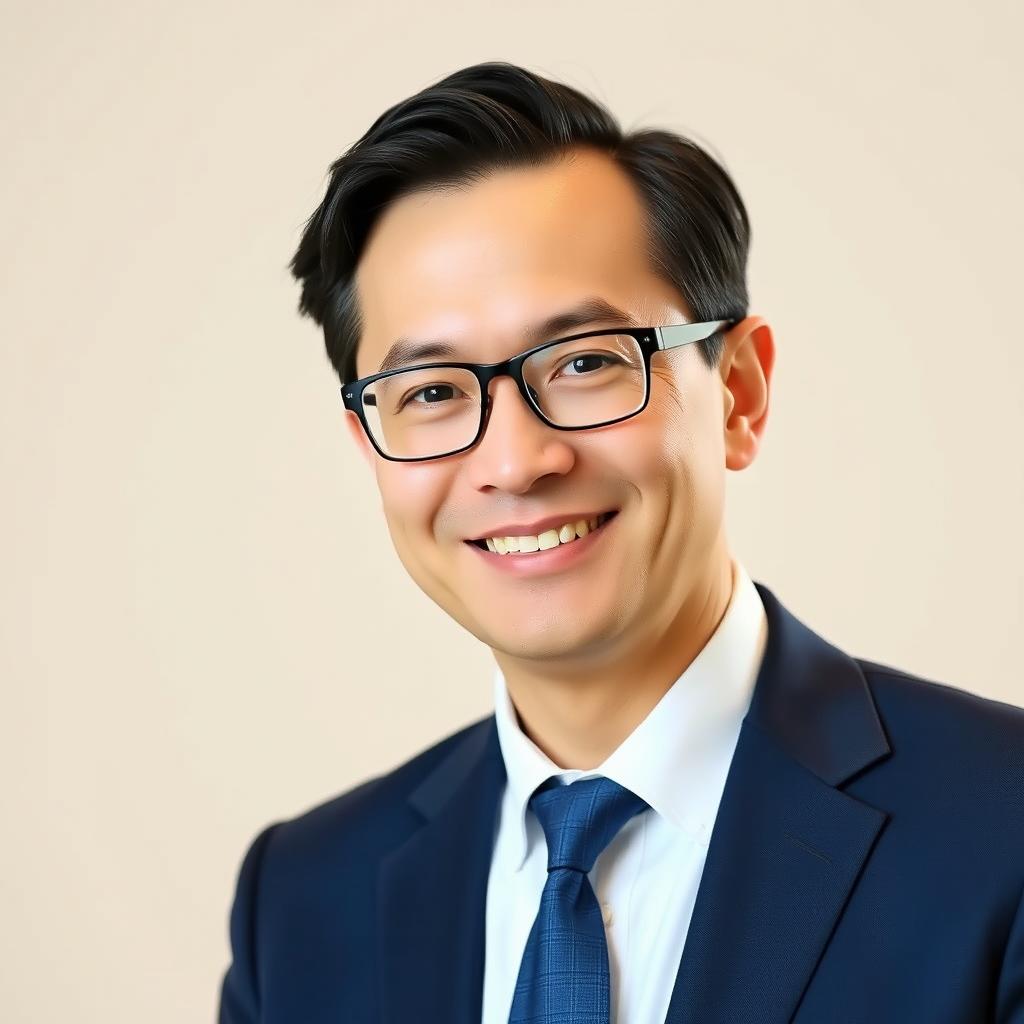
[378,580,893,1024]
[378,714,505,1024]
[664,582,892,1023]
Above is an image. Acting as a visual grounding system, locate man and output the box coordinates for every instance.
[218,61,1024,1023]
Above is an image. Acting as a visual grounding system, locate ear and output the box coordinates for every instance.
[718,316,775,471]
[343,409,375,470]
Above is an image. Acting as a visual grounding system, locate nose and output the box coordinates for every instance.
[464,375,575,493]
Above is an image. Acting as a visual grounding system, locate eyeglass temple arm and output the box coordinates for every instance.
[654,320,732,351]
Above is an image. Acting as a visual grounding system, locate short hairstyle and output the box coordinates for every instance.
[289,61,751,385]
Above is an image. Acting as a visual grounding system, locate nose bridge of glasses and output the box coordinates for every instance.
[481,363,543,426]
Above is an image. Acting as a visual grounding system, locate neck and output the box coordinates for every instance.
[494,541,736,770]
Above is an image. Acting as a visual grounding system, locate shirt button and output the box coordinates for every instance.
[601,903,613,926]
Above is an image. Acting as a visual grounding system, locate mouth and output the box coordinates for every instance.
[465,509,619,553]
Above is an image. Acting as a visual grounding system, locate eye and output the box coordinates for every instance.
[556,353,620,377]
[399,382,464,409]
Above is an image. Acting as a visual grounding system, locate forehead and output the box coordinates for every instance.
[353,148,676,376]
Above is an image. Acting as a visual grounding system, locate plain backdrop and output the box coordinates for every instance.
[2,1,1022,1020]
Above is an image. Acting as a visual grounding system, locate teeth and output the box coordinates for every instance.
[537,530,560,551]
[481,513,609,554]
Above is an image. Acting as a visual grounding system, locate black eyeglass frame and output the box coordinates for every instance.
[340,319,735,463]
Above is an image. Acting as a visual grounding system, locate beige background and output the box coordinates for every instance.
[2,1,1022,1020]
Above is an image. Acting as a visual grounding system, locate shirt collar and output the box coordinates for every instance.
[492,557,768,871]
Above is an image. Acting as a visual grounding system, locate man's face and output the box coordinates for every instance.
[348,148,759,666]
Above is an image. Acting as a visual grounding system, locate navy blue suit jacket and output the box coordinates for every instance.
[218,582,1024,1022]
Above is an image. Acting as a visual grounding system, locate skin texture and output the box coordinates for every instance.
[346,147,775,770]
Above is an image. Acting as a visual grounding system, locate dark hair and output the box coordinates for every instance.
[288,61,751,385]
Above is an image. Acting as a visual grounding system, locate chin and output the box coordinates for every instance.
[491,610,620,659]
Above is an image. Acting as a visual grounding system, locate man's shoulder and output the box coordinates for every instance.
[856,655,1024,742]
[258,712,494,869]
[852,656,1024,816]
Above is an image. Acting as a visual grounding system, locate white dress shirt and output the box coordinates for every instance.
[482,558,768,1024]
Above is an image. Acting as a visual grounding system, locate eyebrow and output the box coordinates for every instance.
[376,297,644,374]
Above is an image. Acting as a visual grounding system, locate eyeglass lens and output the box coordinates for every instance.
[360,333,646,459]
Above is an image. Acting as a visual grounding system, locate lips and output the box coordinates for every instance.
[465,509,618,549]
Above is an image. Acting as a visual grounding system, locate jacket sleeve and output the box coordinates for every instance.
[217,822,282,1024]
[997,879,1024,1023]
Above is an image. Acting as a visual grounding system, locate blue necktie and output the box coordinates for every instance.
[508,775,649,1024]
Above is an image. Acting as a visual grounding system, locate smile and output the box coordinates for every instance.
[468,510,617,554]
[463,510,619,577]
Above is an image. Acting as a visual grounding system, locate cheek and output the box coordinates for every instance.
[648,368,724,471]
[375,463,451,547]
[631,383,700,480]
[628,379,725,529]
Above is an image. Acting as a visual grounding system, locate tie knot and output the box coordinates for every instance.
[528,775,649,874]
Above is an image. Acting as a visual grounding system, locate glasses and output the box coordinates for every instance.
[340,320,734,462]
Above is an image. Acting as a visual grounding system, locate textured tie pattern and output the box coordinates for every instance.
[508,775,649,1024]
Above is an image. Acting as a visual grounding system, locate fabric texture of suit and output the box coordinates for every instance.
[218,581,1024,1023]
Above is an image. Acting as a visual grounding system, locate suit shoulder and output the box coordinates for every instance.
[853,658,1024,868]
[856,657,1024,796]
[857,657,1024,736]
[259,712,493,867]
